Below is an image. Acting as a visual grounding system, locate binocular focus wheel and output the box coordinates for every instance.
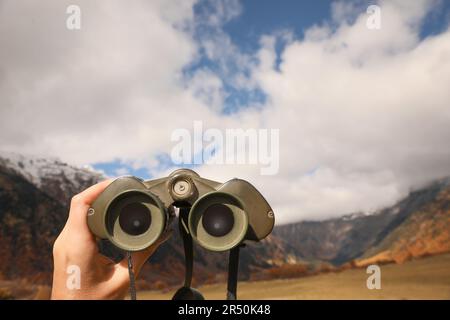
[188,192,248,252]
[105,190,166,251]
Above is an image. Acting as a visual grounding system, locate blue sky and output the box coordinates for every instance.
[93,0,450,179]
[221,0,333,50]
[223,0,449,42]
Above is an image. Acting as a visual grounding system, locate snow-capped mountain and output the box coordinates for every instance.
[0,152,103,205]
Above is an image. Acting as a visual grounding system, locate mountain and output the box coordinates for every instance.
[0,153,103,284]
[274,177,450,266]
[356,182,450,265]
[0,152,294,291]
[1,151,449,297]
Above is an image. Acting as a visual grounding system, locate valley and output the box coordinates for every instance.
[139,253,450,300]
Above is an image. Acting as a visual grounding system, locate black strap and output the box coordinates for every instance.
[179,207,194,287]
[226,245,241,300]
[127,251,137,300]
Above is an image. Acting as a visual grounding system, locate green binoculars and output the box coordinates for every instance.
[88,168,274,300]
[88,169,274,252]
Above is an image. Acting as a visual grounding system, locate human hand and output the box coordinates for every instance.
[51,179,171,299]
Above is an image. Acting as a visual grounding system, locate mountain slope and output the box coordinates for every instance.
[273,178,450,265]
[356,183,450,265]
[0,166,62,282]
[0,153,103,283]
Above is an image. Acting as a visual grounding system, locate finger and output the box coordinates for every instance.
[73,178,114,207]
[68,179,114,228]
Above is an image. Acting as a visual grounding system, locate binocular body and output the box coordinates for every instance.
[87,169,275,252]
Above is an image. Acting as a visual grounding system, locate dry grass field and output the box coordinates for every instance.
[138,253,450,300]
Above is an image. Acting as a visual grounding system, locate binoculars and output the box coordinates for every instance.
[87,169,275,299]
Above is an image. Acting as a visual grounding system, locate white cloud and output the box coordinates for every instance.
[246,0,450,223]
[1,0,449,224]
[186,68,225,112]
[0,0,210,163]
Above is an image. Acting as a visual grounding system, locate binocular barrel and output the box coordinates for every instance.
[87,177,170,251]
[87,169,274,252]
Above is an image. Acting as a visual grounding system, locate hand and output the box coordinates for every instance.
[51,179,171,300]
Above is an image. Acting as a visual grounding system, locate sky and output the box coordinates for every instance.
[1,0,450,224]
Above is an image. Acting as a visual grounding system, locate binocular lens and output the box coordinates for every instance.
[202,204,235,237]
[119,202,152,236]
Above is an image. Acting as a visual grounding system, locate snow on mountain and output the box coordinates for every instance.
[0,151,104,204]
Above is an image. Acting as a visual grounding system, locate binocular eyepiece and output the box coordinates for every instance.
[88,169,275,252]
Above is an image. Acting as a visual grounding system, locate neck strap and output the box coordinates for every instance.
[179,207,194,287]
[226,245,241,300]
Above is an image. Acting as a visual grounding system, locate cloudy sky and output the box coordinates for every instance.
[1,0,450,224]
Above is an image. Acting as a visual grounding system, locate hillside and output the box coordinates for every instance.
[0,151,449,296]
[274,178,450,266]
[0,153,102,283]
[356,184,450,265]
